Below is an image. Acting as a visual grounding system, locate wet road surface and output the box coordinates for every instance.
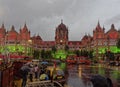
[64,64,120,87]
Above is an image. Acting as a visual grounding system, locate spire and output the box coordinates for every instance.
[96,20,102,30]
[61,19,63,24]
[24,22,27,28]
[103,25,105,31]
[1,23,5,29]
[11,25,15,31]
[97,20,100,27]
[23,22,28,31]
[111,24,115,29]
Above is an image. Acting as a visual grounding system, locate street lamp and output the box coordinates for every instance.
[4,34,10,63]
[107,36,110,51]
[28,39,32,57]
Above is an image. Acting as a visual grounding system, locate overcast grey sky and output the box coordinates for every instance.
[0,0,120,41]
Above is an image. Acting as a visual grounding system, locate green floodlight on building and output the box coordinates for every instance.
[53,50,68,60]
[0,45,32,56]
[93,46,120,56]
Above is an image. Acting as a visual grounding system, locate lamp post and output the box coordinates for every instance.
[4,34,10,63]
[96,39,98,60]
[107,36,110,51]
[28,39,32,58]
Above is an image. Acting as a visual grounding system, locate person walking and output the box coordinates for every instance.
[20,64,30,87]
[29,66,34,82]
[34,64,39,80]
[21,70,28,87]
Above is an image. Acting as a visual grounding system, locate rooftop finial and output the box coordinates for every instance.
[11,25,15,30]
[98,20,100,27]
[23,21,28,29]
[61,19,63,23]
[111,24,115,29]
[1,22,4,29]
[24,21,27,27]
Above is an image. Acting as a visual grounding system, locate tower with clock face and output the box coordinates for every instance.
[55,20,68,49]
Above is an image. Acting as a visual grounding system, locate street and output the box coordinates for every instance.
[26,62,120,87]
[65,64,120,87]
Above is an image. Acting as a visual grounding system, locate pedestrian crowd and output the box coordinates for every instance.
[18,61,114,87]
[19,62,50,87]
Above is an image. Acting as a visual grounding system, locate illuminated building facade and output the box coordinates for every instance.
[91,22,120,58]
[55,20,81,50]
[55,20,69,46]
[0,20,120,59]
[0,23,32,58]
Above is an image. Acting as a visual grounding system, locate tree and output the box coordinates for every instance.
[41,49,45,58]
[45,50,52,59]
[65,45,69,51]
[40,50,52,59]
[105,51,115,61]
[88,50,94,59]
[74,50,80,57]
[52,46,56,53]
[33,49,40,59]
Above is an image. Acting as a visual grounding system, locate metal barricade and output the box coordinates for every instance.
[26,80,63,87]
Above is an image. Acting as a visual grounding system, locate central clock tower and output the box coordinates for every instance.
[55,20,69,49]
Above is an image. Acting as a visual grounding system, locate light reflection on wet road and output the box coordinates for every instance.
[67,65,86,87]
[64,64,120,87]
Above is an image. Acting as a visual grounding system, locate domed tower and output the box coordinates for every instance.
[55,20,68,49]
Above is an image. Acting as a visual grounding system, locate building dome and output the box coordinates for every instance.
[57,20,68,31]
[55,20,68,45]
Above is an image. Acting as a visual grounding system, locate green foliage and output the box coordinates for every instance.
[88,50,94,59]
[70,49,94,61]
[80,50,89,57]
[74,50,80,56]
[74,50,93,58]
[105,51,115,61]
[33,49,40,59]
[41,49,45,58]
[51,46,56,53]
[44,50,52,59]
[65,45,69,51]
[41,49,52,59]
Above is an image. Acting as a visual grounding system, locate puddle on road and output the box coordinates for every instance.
[65,64,120,87]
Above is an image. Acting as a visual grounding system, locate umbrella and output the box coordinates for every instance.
[25,62,33,66]
[90,75,113,87]
[20,65,31,72]
[40,61,48,65]
[39,73,49,80]
[56,70,64,76]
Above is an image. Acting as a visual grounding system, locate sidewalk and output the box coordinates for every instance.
[27,73,39,83]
